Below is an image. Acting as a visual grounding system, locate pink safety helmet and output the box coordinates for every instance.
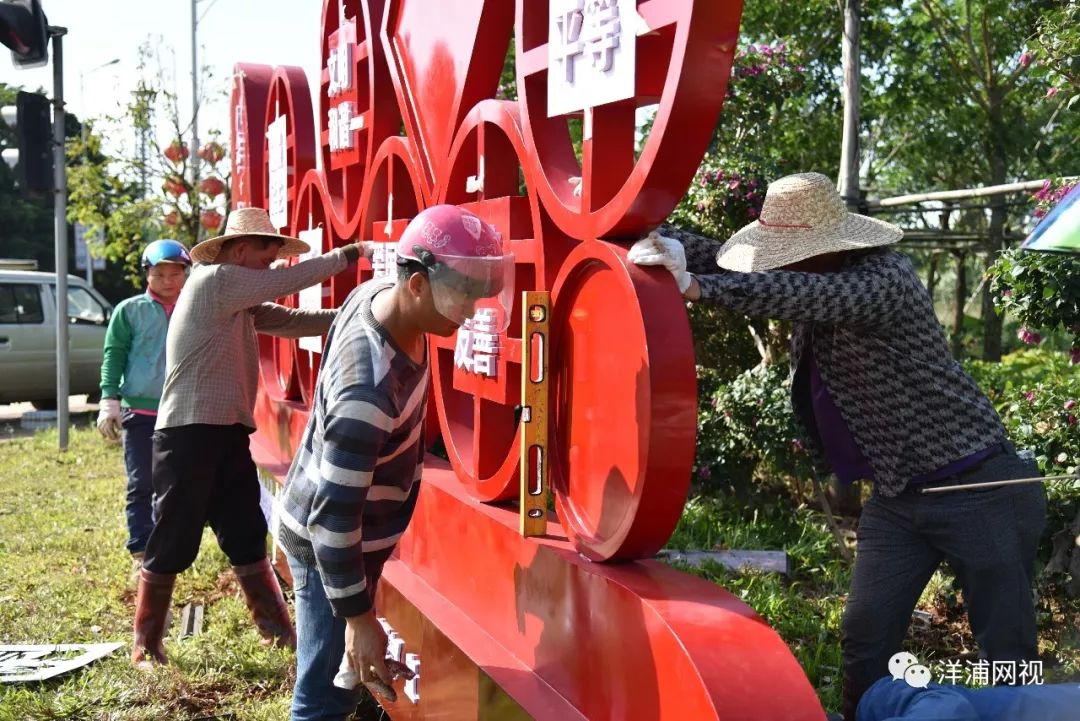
[396,205,515,330]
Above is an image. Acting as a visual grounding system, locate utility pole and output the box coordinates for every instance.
[191,0,201,244]
[838,0,861,211]
[50,25,70,450]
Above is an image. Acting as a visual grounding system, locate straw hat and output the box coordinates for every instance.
[716,173,903,272]
[190,207,310,264]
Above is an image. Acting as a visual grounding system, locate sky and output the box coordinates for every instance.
[0,0,323,160]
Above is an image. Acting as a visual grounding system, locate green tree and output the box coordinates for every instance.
[867,0,1080,360]
[1033,0,1079,106]
[66,47,230,284]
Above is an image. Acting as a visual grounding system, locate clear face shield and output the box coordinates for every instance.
[425,253,516,332]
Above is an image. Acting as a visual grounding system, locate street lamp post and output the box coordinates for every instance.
[77,57,120,287]
[191,0,200,245]
[190,0,220,246]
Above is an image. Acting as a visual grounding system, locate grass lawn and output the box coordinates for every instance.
[0,428,296,721]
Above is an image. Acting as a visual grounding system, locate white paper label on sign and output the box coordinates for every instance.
[267,115,289,229]
[548,0,637,117]
[297,227,325,353]
[370,242,398,280]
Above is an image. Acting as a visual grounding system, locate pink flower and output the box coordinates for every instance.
[792,439,805,452]
[1002,289,1013,298]
[1065,400,1076,411]
[1019,52,1032,67]
[1018,328,1042,345]
[1026,391,1037,402]
[1047,87,1059,98]
[748,207,759,218]
[1033,207,1047,219]
[697,466,710,480]
[728,179,741,190]
[1069,415,1078,426]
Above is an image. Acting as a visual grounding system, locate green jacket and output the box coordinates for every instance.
[99,293,173,411]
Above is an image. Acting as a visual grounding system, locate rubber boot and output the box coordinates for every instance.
[131,568,175,669]
[233,558,297,650]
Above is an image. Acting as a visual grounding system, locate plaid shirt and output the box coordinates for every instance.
[662,225,1007,497]
[278,279,429,618]
[156,250,348,430]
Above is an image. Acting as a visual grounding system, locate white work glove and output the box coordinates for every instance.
[96,398,122,443]
[627,232,692,293]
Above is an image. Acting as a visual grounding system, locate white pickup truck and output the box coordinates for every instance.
[0,270,113,408]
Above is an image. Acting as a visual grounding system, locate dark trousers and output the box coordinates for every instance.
[841,449,1046,720]
[121,410,157,555]
[143,424,269,575]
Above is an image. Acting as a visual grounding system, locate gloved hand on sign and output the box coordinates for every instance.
[627,232,693,293]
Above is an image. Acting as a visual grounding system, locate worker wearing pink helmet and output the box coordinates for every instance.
[278,204,514,717]
[395,203,515,333]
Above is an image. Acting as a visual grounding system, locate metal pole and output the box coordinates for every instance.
[50,27,70,450]
[77,58,119,287]
[869,176,1080,208]
[191,0,200,244]
[919,473,1078,495]
[838,0,860,210]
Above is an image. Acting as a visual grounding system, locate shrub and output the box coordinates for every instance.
[965,349,1080,475]
[695,364,814,494]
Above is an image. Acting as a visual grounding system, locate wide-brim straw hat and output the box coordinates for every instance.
[715,172,903,272]
[190,207,310,264]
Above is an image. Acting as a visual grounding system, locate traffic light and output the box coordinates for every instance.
[0,0,49,69]
[1,90,53,192]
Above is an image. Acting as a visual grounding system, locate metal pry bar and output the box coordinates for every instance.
[919,472,1079,494]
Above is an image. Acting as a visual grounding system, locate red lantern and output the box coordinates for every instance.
[162,175,186,197]
[198,141,226,164]
[200,209,223,230]
[199,177,226,197]
[163,210,179,226]
[164,140,189,164]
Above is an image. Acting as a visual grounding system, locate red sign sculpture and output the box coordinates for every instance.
[235,1,826,718]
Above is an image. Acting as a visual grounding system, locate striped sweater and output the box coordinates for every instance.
[278,279,429,618]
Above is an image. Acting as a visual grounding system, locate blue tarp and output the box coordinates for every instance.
[857,677,1080,721]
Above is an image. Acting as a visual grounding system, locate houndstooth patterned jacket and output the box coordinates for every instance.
[660,225,1007,497]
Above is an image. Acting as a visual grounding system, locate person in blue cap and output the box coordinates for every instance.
[97,239,192,576]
